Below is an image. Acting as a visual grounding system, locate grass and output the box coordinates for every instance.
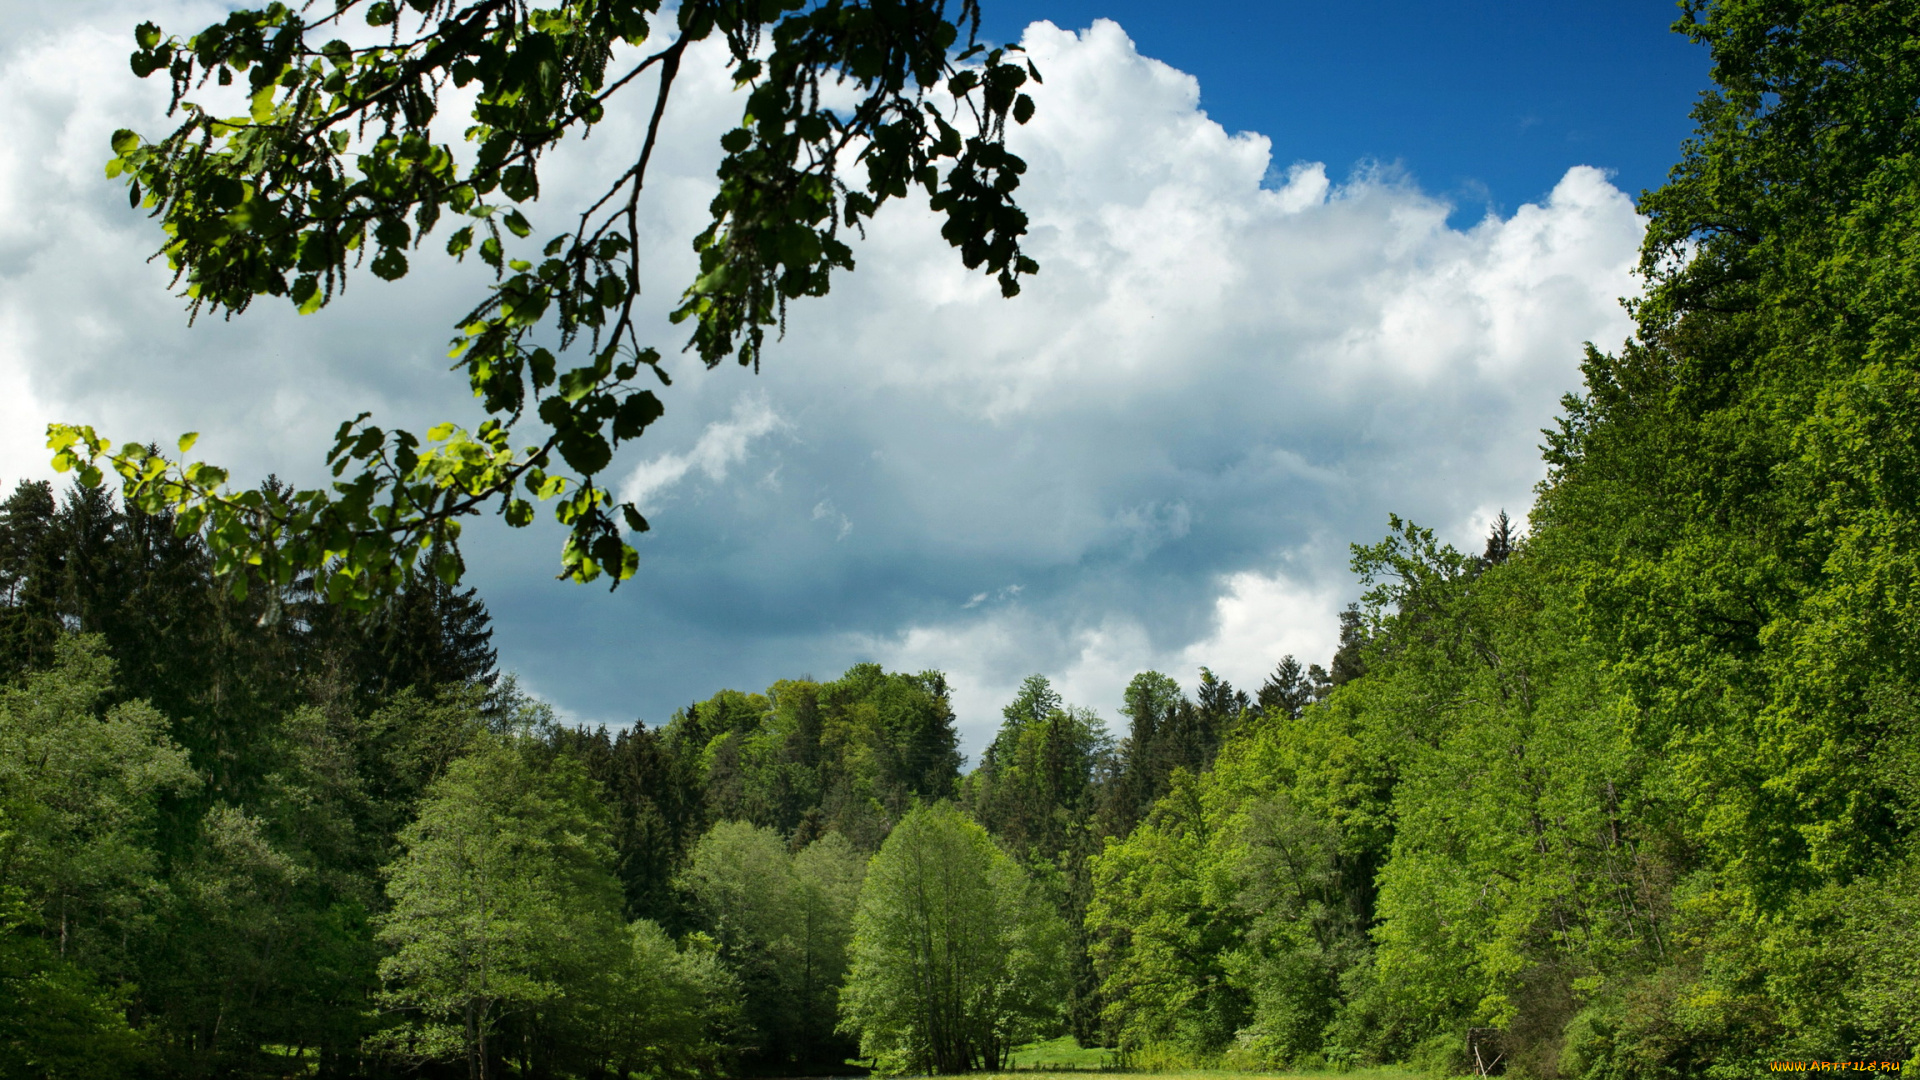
[1005,1037,1118,1071]
[978,1039,1428,1080]
[967,1060,1420,1068]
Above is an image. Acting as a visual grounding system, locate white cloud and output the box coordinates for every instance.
[855,556,1342,747]
[620,396,786,511]
[1175,567,1345,689]
[0,9,1645,752]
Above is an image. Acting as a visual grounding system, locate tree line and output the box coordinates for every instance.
[0,472,1278,1077]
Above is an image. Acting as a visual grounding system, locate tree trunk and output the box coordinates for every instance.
[465,1000,483,1080]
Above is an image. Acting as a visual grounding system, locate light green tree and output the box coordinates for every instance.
[0,849,150,1080]
[569,920,744,1080]
[0,637,198,1077]
[840,803,1066,1074]
[373,735,625,1080]
[680,821,865,1067]
[0,637,198,968]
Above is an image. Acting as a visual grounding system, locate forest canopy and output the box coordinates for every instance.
[7,0,1920,1077]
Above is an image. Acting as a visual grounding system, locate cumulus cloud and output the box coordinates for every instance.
[0,10,1644,752]
[769,22,1642,733]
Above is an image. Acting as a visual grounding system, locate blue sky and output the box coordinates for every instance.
[0,1,1705,755]
[983,1,1708,220]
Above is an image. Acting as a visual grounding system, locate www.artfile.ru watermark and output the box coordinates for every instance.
[1767,1062,1905,1073]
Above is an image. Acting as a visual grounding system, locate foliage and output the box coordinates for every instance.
[840,802,1067,1074]
[1527,0,1920,1069]
[0,638,199,974]
[672,663,964,849]
[1080,4,1920,1075]
[963,676,1112,1042]
[572,920,742,1079]
[55,0,1042,603]
[1096,669,1248,840]
[0,889,149,1080]
[0,641,186,1080]
[964,675,1109,867]
[373,733,625,1079]
[679,820,864,1068]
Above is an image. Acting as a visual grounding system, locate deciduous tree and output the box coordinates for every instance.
[840,802,1065,1074]
[374,734,624,1080]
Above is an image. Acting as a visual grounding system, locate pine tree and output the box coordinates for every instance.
[1482,509,1516,565]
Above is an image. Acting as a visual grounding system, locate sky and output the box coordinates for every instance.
[982,1,1709,222]
[0,1,1708,757]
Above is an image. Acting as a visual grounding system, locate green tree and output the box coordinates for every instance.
[58,0,1042,601]
[1254,656,1318,721]
[962,676,1111,1042]
[546,720,710,929]
[0,637,197,990]
[680,821,864,1068]
[572,920,743,1079]
[1342,520,1677,1075]
[1086,775,1233,1060]
[1096,670,1242,841]
[671,663,963,850]
[840,802,1066,1074]
[0,639,193,1080]
[1519,0,1920,1068]
[373,734,625,1080]
[0,883,148,1080]
[964,675,1108,865]
[0,482,60,683]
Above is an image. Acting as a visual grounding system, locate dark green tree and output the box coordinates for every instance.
[961,676,1112,1044]
[0,482,61,682]
[1255,656,1314,720]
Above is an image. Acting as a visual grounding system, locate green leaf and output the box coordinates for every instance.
[612,391,663,441]
[558,366,599,404]
[530,348,557,390]
[178,432,200,454]
[557,431,611,476]
[293,274,325,314]
[500,166,537,202]
[370,248,409,280]
[248,84,277,124]
[110,129,141,156]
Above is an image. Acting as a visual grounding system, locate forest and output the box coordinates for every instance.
[6,0,1920,1078]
